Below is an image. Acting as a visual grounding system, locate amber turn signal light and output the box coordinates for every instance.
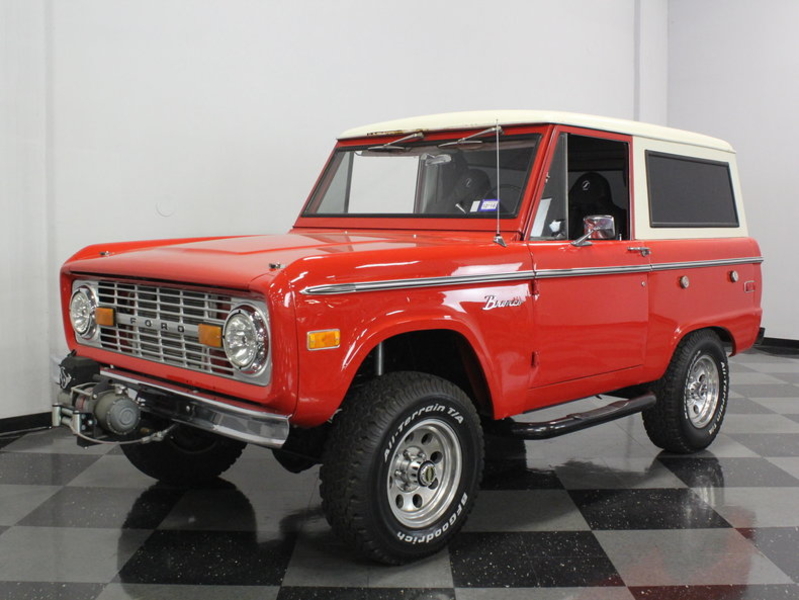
[198,323,223,348]
[95,307,115,327]
[307,329,341,350]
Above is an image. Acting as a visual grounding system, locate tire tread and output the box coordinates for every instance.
[122,426,245,486]
[642,329,727,454]
[320,372,482,564]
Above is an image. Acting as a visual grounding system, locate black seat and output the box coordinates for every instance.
[430,168,491,214]
[568,172,627,239]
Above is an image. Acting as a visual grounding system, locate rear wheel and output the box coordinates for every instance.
[643,330,729,453]
[320,372,483,564]
[122,424,245,486]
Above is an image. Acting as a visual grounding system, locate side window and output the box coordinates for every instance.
[531,133,568,239]
[531,133,630,240]
[646,152,738,227]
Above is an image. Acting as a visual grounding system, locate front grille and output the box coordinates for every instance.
[96,280,238,378]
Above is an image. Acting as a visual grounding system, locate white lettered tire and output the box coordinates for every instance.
[320,372,483,564]
[643,329,730,453]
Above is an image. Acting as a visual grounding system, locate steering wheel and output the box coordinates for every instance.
[488,183,523,201]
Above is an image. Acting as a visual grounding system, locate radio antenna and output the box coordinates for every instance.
[493,120,506,247]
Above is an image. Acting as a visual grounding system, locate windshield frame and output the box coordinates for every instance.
[294,125,551,233]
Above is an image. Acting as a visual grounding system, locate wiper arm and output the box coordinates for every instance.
[367,131,424,152]
[438,125,504,148]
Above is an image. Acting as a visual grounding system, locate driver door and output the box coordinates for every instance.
[525,130,650,405]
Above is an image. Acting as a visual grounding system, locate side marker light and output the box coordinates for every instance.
[308,329,341,350]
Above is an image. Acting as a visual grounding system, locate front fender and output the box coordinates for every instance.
[290,283,534,427]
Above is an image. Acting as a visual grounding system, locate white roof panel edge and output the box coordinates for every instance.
[338,110,733,152]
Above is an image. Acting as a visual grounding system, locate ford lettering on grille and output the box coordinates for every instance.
[122,315,199,336]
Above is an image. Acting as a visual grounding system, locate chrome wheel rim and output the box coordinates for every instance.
[686,355,720,428]
[387,418,462,529]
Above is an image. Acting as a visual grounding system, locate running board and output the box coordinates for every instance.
[490,393,657,440]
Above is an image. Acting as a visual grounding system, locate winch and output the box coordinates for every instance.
[54,353,145,445]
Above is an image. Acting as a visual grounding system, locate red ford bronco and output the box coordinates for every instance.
[54,110,763,563]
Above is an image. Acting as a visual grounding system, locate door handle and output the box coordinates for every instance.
[627,246,651,257]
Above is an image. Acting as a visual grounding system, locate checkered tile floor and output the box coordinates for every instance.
[1,349,799,599]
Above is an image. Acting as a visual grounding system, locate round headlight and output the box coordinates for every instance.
[223,306,268,374]
[70,286,97,339]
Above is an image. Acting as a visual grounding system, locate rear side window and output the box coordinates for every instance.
[646,151,738,227]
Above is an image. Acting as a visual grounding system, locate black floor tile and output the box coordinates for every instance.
[739,527,799,582]
[569,488,730,530]
[731,433,799,457]
[117,530,295,585]
[629,584,799,599]
[0,435,21,451]
[19,485,184,529]
[659,457,799,487]
[481,434,563,490]
[276,589,368,600]
[449,531,622,588]
[0,582,103,600]
[0,452,101,485]
[369,590,454,600]
[276,588,455,600]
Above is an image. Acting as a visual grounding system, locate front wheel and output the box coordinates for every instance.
[320,372,483,564]
[643,330,729,453]
[121,424,245,486]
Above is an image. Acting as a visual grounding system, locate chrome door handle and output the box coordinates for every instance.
[627,246,651,257]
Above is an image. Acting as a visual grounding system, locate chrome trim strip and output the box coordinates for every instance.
[301,256,764,296]
[649,256,764,271]
[302,271,537,295]
[535,265,652,279]
[99,368,290,448]
[100,368,281,420]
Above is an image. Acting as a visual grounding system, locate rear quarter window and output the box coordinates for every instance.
[646,151,738,228]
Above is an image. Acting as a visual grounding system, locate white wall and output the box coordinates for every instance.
[49,0,649,259]
[635,0,668,124]
[668,0,799,340]
[0,1,52,421]
[4,0,666,420]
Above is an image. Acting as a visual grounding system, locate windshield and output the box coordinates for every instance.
[303,135,540,218]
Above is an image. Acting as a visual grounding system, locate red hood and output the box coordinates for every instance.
[63,231,454,290]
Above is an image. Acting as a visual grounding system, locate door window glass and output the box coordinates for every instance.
[532,133,630,240]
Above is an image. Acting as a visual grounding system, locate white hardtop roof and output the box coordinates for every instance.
[338,110,733,152]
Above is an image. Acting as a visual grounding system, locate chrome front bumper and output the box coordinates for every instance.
[53,367,289,448]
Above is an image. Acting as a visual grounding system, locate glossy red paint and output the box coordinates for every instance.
[60,117,763,430]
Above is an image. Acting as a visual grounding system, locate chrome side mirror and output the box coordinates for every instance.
[571,215,616,247]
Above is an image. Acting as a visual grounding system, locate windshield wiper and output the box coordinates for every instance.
[367,131,424,152]
[438,125,503,148]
